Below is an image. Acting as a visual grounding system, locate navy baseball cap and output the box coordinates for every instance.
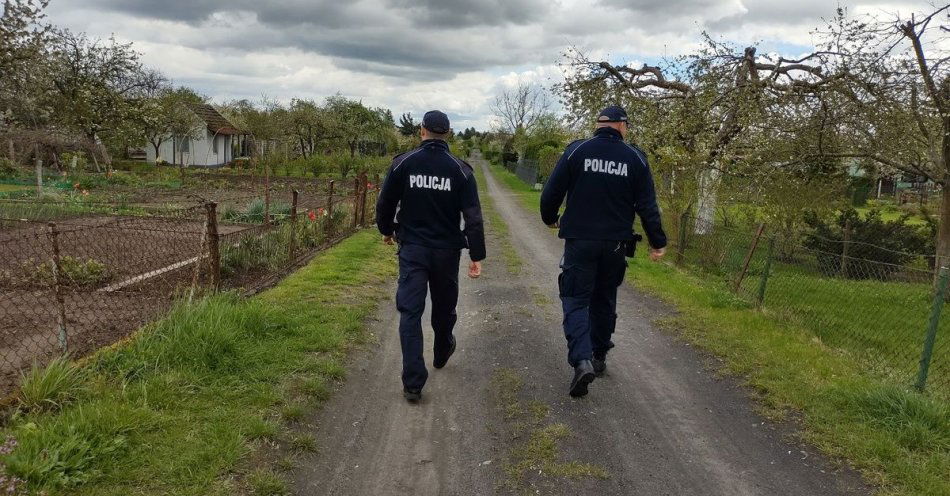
[597,105,628,123]
[422,110,451,134]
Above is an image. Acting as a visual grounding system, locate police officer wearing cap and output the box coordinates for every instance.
[540,105,667,397]
[376,110,486,403]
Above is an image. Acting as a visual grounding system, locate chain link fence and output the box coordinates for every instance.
[0,174,379,395]
[669,211,949,399]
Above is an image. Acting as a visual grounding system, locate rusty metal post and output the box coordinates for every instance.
[327,180,335,218]
[359,172,368,226]
[47,222,68,352]
[290,189,299,259]
[205,202,221,290]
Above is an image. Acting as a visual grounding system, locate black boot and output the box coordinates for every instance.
[403,387,422,403]
[592,351,607,377]
[433,336,456,369]
[569,360,596,397]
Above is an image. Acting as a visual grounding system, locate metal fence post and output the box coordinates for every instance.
[289,190,299,259]
[35,157,43,196]
[47,222,68,352]
[915,266,950,391]
[205,201,221,290]
[756,236,776,307]
[676,211,689,265]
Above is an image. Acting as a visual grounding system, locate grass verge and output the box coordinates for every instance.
[0,230,396,495]
[483,159,950,496]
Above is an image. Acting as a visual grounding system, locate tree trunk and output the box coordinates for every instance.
[695,168,721,235]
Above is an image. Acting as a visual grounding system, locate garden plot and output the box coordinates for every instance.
[0,215,250,394]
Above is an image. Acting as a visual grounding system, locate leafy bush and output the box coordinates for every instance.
[537,145,560,183]
[802,208,930,279]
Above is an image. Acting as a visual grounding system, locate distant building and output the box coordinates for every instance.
[145,104,248,167]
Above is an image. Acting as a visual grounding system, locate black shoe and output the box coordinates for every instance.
[569,360,596,398]
[592,352,607,377]
[403,387,422,403]
[433,336,456,369]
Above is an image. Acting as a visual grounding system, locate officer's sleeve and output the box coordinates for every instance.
[375,159,404,237]
[632,157,668,249]
[540,146,572,226]
[461,173,486,262]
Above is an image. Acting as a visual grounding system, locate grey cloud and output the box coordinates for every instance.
[386,0,549,27]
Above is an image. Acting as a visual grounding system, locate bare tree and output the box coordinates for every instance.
[491,83,552,135]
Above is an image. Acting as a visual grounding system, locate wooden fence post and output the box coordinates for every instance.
[353,176,360,227]
[264,159,271,226]
[359,172,368,226]
[289,190,299,259]
[47,222,68,352]
[205,202,221,290]
[756,236,776,307]
[35,157,43,196]
[734,223,766,292]
[840,218,852,278]
[327,180,335,218]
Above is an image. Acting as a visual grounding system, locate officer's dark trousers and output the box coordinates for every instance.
[396,243,461,390]
[559,239,627,367]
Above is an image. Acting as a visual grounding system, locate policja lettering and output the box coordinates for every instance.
[583,158,628,177]
[409,174,452,191]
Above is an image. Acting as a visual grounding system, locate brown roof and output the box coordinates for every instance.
[189,103,244,135]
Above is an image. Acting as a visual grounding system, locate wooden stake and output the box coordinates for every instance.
[205,202,221,290]
[734,223,766,292]
[290,190,299,258]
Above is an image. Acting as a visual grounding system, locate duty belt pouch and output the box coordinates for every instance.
[625,233,643,258]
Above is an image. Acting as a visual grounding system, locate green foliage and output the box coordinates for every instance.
[222,197,291,224]
[537,145,560,182]
[0,157,18,179]
[803,208,930,278]
[17,357,87,413]
[2,256,110,288]
[247,468,289,495]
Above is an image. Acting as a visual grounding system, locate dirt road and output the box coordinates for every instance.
[292,158,869,495]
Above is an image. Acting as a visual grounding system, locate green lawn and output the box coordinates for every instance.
[487,160,950,496]
[0,231,397,495]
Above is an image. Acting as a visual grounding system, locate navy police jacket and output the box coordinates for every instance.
[540,127,667,248]
[376,139,486,261]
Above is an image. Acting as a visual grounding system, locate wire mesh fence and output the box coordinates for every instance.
[669,211,950,399]
[0,174,379,395]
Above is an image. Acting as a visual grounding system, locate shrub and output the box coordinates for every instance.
[17,357,87,413]
[223,198,291,224]
[537,145,560,183]
[802,208,930,279]
[0,157,17,179]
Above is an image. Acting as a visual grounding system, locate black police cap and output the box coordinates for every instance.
[422,110,451,134]
[597,105,628,123]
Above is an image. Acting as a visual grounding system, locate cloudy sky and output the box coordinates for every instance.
[48,0,934,129]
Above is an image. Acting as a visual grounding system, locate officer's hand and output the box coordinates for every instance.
[547,221,559,229]
[649,247,666,262]
[468,261,482,279]
[383,235,395,245]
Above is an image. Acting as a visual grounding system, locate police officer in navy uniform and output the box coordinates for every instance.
[376,110,486,403]
[540,105,667,397]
